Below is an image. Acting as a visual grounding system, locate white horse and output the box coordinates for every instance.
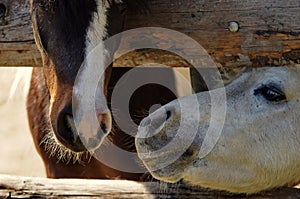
[136,66,300,193]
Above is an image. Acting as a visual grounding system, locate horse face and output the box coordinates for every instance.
[30,0,125,152]
[136,67,300,193]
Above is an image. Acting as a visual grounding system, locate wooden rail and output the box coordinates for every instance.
[0,175,300,198]
[0,0,299,67]
[0,0,41,66]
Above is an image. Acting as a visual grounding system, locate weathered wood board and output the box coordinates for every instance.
[0,175,300,198]
[0,0,41,66]
[0,0,299,67]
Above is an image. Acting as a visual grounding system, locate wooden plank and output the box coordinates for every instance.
[117,0,300,68]
[0,175,300,198]
[0,0,300,67]
[0,0,41,66]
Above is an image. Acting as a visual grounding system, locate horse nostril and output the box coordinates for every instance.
[97,113,112,135]
[58,113,79,143]
[0,4,7,18]
[166,110,172,121]
[56,106,87,152]
[100,122,108,134]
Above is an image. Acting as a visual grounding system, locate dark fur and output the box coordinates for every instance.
[31,0,146,83]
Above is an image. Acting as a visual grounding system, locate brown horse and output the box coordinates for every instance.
[27,0,178,179]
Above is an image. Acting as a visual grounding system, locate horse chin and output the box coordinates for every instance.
[137,146,193,184]
[150,170,183,183]
[40,131,90,164]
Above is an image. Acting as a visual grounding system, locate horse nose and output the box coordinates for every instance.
[136,104,177,151]
[56,105,111,152]
[56,105,85,152]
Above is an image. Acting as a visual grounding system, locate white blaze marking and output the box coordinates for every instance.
[73,1,110,139]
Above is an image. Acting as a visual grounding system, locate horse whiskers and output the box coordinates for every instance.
[110,107,121,117]
[157,181,172,198]
[40,132,91,165]
[119,135,136,150]
[157,181,182,198]
[140,172,155,182]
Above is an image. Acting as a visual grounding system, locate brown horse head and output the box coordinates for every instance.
[30,0,127,152]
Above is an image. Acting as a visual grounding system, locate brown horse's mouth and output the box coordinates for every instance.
[56,104,107,152]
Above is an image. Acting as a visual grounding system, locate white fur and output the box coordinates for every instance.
[136,67,300,193]
[85,1,108,59]
[73,1,112,140]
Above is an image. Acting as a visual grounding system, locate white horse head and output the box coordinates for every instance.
[136,66,300,193]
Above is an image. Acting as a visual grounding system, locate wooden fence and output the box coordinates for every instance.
[1,175,300,198]
[0,0,300,198]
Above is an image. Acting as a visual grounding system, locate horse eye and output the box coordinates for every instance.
[254,85,286,103]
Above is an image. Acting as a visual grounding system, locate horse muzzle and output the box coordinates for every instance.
[55,103,112,152]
